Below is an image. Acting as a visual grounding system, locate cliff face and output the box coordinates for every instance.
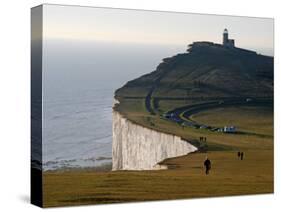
[112,110,197,170]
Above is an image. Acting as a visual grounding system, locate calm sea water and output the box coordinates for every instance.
[41,39,184,170]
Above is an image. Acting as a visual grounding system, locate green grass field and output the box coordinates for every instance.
[43,102,273,207]
[43,150,273,207]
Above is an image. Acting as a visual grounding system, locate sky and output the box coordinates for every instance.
[42,4,274,56]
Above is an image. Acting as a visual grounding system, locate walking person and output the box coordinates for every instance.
[204,157,211,175]
[237,151,241,158]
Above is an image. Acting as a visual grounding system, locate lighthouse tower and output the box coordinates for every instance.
[222,28,235,48]
[223,29,229,45]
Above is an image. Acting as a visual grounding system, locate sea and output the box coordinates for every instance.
[41,39,184,170]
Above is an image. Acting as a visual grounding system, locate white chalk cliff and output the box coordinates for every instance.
[112,110,197,171]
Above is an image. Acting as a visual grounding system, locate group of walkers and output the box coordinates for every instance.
[199,136,207,142]
[203,151,245,175]
[237,151,244,160]
[199,136,246,175]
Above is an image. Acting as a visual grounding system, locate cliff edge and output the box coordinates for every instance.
[112,110,197,170]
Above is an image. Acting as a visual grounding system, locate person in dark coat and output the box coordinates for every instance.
[237,151,241,158]
[204,157,211,175]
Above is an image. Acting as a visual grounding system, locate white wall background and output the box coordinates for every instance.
[0,0,279,211]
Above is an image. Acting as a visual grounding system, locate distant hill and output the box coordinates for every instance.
[115,42,273,99]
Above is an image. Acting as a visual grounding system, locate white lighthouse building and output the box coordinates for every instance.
[223,29,235,48]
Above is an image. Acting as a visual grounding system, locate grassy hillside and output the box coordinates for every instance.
[115,42,273,99]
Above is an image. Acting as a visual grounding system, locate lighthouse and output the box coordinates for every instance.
[223,29,229,45]
[222,28,235,48]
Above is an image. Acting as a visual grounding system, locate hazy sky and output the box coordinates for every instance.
[43,4,274,56]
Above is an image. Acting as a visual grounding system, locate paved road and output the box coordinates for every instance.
[163,98,272,131]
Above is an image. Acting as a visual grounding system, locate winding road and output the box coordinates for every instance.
[142,66,272,132]
[162,98,272,131]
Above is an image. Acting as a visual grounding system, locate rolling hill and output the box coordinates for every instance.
[115,42,273,100]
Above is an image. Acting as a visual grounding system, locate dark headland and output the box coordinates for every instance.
[114,38,273,147]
